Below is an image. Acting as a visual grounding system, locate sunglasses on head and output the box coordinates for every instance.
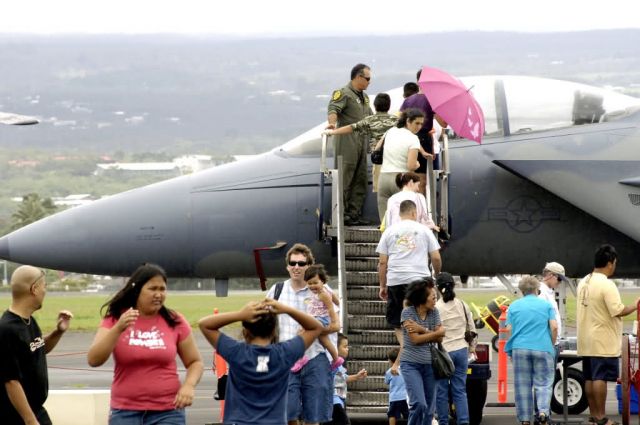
[288,260,308,267]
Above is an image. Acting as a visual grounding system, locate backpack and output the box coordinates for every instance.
[273,281,285,300]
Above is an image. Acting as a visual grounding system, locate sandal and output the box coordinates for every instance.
[596,417,620,425]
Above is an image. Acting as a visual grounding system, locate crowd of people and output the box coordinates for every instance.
[0,62,636,425]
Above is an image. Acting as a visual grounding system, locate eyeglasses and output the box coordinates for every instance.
[29,269,46,291]
[288,261,308,267]
[360,75,371,82]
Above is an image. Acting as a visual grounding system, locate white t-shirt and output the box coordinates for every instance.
[376,219,440,286]
[538,282,561,345]
[380,127,420,173]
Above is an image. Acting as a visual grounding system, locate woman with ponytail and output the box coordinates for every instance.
[376,108,423,221]
[381,171,439,232]
[435,272,475,425]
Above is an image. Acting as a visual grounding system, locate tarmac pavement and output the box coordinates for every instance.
[47,331,625,425]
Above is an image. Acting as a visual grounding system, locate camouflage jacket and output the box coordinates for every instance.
[350,112,399,152]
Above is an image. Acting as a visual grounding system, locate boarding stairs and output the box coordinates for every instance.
[319,133,451,414]
[342,226,395,414]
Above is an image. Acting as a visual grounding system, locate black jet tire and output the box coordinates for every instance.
[491,335,499,352]
[550,367,588,415]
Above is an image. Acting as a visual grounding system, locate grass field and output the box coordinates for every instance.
[2,288,640,333]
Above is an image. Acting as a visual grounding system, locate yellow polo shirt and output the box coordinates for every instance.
[576,272,625,357]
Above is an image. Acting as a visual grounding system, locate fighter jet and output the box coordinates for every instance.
[0,111,39,125]
[1,75,639,281]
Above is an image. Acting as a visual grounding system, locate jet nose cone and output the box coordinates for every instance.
[0,236,9,260]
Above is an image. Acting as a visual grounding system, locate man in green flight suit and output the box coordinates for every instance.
[326,63,373,226]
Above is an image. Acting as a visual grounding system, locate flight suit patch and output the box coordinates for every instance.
[332,90,342,101]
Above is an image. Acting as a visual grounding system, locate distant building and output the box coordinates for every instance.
[94,162,181,177]
[94,154,235,176]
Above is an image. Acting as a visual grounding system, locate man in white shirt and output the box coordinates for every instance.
[377,200,441,372]
[539,261,566,360]
[265,244,333,425]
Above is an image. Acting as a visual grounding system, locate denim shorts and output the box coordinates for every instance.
[109,408,185,425]
[582,356,619,382]
[287,354,333,423]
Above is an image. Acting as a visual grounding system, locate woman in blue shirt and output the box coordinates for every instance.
[505,276,558,425]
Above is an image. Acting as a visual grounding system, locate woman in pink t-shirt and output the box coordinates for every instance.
[87,263,203,425]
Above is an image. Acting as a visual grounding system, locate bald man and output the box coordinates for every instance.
[0,265,73,425]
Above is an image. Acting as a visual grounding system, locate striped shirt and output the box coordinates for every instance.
[400,305,441,364]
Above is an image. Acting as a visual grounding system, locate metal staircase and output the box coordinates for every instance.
[318,133,451,414]
[342,226,396,414]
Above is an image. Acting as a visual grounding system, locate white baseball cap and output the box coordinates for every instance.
[544,262,567,281]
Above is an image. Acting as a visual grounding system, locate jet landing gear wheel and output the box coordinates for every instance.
[621,334,631,425]
[550,368,588,415]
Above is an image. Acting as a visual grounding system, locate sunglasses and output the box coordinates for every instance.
[288,261,308,267]
[29,269,46,290]
[360,74,371,82]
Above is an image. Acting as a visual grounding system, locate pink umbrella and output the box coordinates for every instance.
[418,66,485,143]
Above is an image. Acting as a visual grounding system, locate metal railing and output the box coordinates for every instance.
[319,134,348,333]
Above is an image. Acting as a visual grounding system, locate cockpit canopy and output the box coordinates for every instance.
[278,75,640,156]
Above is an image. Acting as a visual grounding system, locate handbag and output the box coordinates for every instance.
[370,132,387,165]
[430,342,455,379]
[462,301,478,344]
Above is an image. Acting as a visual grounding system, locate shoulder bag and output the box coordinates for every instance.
[462,300,478,344]
[431,342,454,379]
[370,132,387,165]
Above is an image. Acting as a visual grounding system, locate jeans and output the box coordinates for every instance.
[512,349,555,422]
[287,353,333,423]
[401,360,439,425]
[109,408,185,425]
[436,347,469,425]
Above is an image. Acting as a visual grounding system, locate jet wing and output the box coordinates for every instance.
[0,112,39,125]
[494,160,640,243]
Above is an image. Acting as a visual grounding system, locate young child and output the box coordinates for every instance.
[198,300,322,425]
[326,333,368,425]
[385,348,409,425]
[291,264,343,372]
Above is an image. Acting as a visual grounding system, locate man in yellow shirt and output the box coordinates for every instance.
[576,244,639,425]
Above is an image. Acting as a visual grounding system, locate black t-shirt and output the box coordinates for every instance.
[0,310,50,425]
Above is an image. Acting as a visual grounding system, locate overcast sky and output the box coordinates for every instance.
[2,0,639,36]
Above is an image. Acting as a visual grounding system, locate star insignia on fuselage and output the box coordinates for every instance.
[488,196,560,233]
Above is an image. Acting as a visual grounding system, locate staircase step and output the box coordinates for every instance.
[349,376,386,391]
[347,405,388,414]
[346,272,379,286]
[346,286,379,300]
[348,315,389,330]
[345,227,381,243]
[345,243,378,258]
[350,345,399,360]
[348,331,398,346]
[345,258,378,271]
[347,300,386,315]
[347,391,389,406]
[347,360,390,376]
